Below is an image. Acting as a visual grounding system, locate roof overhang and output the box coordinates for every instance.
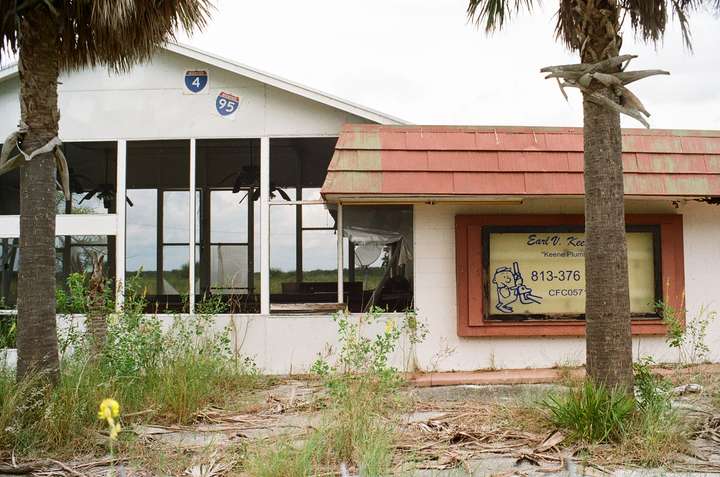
[0,43,407,125]
[321,124,720,201]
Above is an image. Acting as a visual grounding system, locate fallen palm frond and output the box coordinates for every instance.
[395,401,563,471]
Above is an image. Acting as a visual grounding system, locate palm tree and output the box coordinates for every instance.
[0,0,212,381]
[468,0,717,391]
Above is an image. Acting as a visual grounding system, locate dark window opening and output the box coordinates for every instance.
[0,142,19,215]
[196,139,261,313]
[343,205,414,313]
[60,142,118,214]
[0,239,18,308]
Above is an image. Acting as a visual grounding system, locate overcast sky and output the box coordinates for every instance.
[177,0,719,129]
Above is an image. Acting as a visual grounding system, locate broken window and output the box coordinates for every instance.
[196,139,261,313]
[342,205,414,313]
[126,140,190,311]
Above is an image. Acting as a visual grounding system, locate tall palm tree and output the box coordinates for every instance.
[468,0,717,391]
[0,0,212,381]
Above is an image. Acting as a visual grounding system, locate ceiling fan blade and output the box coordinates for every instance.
[276,188,291,201]
[79,190,97,204]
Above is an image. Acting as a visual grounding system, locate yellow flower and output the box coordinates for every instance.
[384,319,396,334]
[98,398,120,420]
[98,398,122,441]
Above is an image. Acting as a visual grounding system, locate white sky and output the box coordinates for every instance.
[177,0,720,129]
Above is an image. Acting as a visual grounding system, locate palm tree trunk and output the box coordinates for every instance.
[16,9,60,381]
[582,94,634,392]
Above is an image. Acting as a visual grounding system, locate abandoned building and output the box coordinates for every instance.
[1,44,719,372]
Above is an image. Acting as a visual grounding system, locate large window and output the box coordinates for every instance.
[455,214,684,337]
[196,139,261,313]
[269,138,341,311]
[1,141,117,308]
[126,140,190,311]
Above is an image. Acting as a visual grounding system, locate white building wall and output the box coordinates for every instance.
[410,198,720,372]
[0,49,370,140]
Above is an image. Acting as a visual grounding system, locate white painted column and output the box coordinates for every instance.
[189,139,196,314]
[337,202,344,303]
[260,137,270,315]
[115,140,127,311]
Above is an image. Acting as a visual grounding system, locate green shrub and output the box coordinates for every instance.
[544,362,688,465]
[0,273,263,455]
[544,380,635,443]
[247,308,424,476]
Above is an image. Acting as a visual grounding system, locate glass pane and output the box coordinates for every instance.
[196,139,260,312]
[270,205,296,296]
[162,245,189,295]
[126,140,189,307]
[163,191,190,243]
[302,203,336,229]
[211,190,248,243]
[303,230,338,281]
[270,204,340,304]
[211,244,249,292]
[126,189,157,286]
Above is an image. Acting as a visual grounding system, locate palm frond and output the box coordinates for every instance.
[58,0,214,72]
[467,0,536,32]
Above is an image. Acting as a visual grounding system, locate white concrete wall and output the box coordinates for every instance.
[0,49,370,140]
[411,198,720,371]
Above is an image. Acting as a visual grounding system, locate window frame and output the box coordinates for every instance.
[455,214,684,337]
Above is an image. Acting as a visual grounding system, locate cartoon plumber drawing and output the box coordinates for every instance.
[492,261,542,313]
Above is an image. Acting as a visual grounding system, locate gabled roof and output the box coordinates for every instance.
[321,124,720,200]
[0,43,407,125]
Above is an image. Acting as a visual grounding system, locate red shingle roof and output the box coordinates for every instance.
[321,124,720,199]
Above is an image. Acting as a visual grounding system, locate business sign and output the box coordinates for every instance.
[184,70,209,94]
[215,91,240,118]
[487,231,656,317]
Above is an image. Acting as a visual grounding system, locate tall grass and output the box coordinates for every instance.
[543,360,689,466]
[245,309,423,476]
[0,274,263,456]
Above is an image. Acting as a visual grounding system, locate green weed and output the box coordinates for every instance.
[544,380,635,443]
[0,273,264,455]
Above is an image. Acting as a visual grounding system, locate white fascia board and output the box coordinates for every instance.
[165,43,408,125]
[0,214,117,238]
